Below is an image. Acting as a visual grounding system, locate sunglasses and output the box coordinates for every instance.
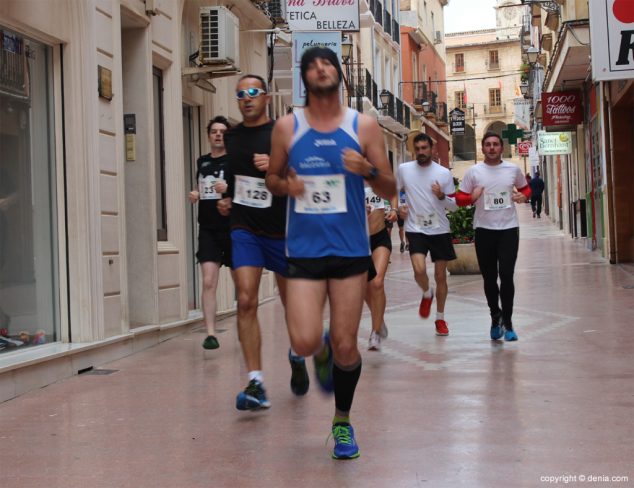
[236,88,267,100]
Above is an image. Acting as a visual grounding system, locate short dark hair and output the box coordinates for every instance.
[481,131,503,146]
[206,115,230,135]
[413,132,434,147]
[237,74,268,93]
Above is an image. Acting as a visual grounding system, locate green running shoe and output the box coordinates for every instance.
[202,335,219,350]
[331,423,360,459]
[313,331,334,393]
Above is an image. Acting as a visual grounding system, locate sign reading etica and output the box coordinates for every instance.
[286,0,360,31]
[542,91,582,127]
[589,0,634,81]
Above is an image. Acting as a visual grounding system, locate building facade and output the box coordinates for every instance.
[445,0,523,166]
[399,0,451,167]
[0,0,279,401]
[523,0,634,264]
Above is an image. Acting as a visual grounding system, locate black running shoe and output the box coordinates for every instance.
[288,350,309,396]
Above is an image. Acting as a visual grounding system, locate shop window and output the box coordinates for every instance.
[0,28,59,353]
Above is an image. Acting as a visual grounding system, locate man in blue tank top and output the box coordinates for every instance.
[266,47,396,460]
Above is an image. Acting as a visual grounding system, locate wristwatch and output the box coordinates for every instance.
[364,166,379,180]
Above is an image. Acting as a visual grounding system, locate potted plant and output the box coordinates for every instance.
[446,199,480,275]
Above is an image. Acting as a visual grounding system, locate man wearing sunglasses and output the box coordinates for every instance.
[266,47,396,460]
[218,74,309,412]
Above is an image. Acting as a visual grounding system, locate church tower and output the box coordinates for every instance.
[495,0,523,39]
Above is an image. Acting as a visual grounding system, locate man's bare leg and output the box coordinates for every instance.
[234,266,263,373]
[200,261,221,349]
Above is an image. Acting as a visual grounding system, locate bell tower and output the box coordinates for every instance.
[496,0,523,38]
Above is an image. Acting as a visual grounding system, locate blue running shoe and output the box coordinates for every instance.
[490,313,504,340]
[331,423,360,459]
[313,331,334,393]
[504,329,518,341]
[490,324,504,340]
[236,380,271,410]
[288,350,309,396]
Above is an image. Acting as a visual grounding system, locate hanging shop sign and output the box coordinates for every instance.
[292,32,342,106]
[589,0,634,81]
[286,0,360,31]
[513,98,531,130]
[542,91,582,127]
[449,108,465,135]
[517,140,532,157]
[537,130,572,156]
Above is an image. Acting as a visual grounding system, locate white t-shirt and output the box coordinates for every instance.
[459,161,528,230]
[397,161,457,235]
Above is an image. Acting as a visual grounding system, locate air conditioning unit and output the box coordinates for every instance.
[434,30,442,44]
[199,6,239,66]
[268,0,287,24]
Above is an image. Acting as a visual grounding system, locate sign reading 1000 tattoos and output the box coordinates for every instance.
[286,0,360,31]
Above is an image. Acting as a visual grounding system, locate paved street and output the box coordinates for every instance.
[2,205,633,488]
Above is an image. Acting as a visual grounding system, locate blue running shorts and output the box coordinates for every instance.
[231,229,288,276]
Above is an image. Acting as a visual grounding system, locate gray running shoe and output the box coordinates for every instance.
[378,321,388,339]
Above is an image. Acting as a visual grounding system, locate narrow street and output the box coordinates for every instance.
[2,205,633,488]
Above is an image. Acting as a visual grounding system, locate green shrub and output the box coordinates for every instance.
[448,204,475,244]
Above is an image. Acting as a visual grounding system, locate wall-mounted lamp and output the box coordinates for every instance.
[520,81,529,97]
[341,36,353,64]
[379,89,391,111]
[421,101,431,114]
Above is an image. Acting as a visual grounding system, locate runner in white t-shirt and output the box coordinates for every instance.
[397,133,457,336]
[456,131,531,342]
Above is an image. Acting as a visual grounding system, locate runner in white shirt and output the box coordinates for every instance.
[456,131,531,342]
[397,133,457,336]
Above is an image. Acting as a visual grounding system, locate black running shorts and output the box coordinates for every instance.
[287,256,372,280]
[406,232,456,262]
[196,227,232,267]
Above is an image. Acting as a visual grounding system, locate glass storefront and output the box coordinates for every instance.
[0,27,59,353]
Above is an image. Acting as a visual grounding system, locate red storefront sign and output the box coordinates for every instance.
[542,91,583,127]
[517,141,532,156]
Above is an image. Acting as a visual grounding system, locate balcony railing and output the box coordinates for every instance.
[484,104,505,114]
[342,67,411,128]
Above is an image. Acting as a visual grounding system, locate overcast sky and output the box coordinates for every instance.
[444,0,497,33]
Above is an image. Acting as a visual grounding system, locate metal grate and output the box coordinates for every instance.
[200,9,220,60]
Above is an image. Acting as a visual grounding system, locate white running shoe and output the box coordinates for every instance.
[378,321,388,339]
[368,331,381,351]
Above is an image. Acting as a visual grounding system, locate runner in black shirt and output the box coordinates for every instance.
[218,74,309,411]
[188,116,232,350]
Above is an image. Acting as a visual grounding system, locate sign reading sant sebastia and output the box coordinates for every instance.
[542,91,582,127]
[286,0,360,31]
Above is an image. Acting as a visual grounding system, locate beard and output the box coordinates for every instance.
[307,79,340,97]
[416,155,431,165]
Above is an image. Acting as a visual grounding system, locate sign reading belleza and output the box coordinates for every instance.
[542,91,583,127]
[286,0,360,31]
